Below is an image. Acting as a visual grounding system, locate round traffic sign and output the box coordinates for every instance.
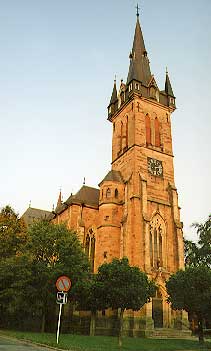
[56,276,71,292]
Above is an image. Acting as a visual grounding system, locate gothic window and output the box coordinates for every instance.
[159,226,163,267]
[154,228,158,265]
[85,234,90,256]
[106,188,111,198]
[126,116,128,148]
[149,214,165,268]
[154,117,161,147]
[145,114,151,145]
[90,236,95,272]
[150,228,153,266]
[120,121,123,151]
[85,229,96,272]
[115,188,118,198]
[150,86,156,99]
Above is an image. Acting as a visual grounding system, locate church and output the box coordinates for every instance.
[22,8,188,335]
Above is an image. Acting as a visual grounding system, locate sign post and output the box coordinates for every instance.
[56,276,71,344]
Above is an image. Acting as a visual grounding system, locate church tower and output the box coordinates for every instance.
[96,8,187,331]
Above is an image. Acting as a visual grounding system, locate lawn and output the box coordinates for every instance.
[0,330,211,351]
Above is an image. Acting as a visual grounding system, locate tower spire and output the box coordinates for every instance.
[165,69,175,97]
[127,9,151,85]
[136,3,140,18]
[109,78,117,104]
[57,188,62,208]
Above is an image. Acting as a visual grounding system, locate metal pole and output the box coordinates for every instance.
[57,303,63,344]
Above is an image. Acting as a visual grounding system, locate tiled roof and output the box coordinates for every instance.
[64,186,100,208]
[21,207,51,226]
[99,170,124,186]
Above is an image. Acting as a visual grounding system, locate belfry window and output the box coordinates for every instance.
[154,117,161,147]
[106,188,111,198]
[145,114,151,145]
[115,188,118,198]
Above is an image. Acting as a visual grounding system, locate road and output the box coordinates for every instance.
[0,336,56,351]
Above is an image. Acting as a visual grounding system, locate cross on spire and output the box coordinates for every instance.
[136,3,140,18]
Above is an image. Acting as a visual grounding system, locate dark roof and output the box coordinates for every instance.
[165,71,175,97]
[99,170,124,186]
[21,207,51,226]
[109,80,117,105]
[65,186,99,208]
[127,17,151,85]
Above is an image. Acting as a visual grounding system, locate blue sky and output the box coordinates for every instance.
[0,1,210,241]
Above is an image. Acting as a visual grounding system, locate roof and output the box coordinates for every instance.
[99,170,124,186]
[65,185,100,208]
[127,17,151,85]
[21,207,51,226]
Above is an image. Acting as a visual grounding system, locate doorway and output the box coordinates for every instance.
[152,291,163,328]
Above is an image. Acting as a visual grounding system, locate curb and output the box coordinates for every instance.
[0,333,66,351]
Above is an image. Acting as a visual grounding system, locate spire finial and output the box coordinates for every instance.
[166,66,168,75]
[83,177,86,185]
[29,200,31,208]
[136,3,140,18]
[114,74,117,83]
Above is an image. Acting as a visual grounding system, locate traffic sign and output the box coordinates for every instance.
[56,275,71,292]
[57,292,67,304]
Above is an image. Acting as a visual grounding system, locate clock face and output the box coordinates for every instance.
[147,157,163,176]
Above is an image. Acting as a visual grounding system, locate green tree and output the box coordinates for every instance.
[97,258,156,347]
[166,266,211,343]
[0,219,90,332]
[184,239,201,267]
[74,274,106,336]
[184,215,211,267]
[0,205,27,259]
[26,220,90,331]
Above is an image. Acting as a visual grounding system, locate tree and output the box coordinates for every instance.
[184,215,211,267]
[0,205,27,259]
[26,220,90,331]
[166,266,211,343]
[73,274,106,336]
[184,239,201,267]
[0,219,90,332]
[97,258,156,347]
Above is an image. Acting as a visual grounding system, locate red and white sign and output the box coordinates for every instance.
[56,276,71,292]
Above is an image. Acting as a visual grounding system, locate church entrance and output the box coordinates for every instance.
[152,291,163,328]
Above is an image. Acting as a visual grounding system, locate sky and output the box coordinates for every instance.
[0,1,210,242]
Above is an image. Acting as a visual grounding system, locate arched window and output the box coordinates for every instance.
[154,117,161,147]
[126,116,128,148]
[106,188,111,198]
[90,236,95,272]
[85,234,90,256]
[115,188,118,198]
[145,114,151,145]
[154,228,158,265]
[149,214,165,268]
[85,229,95,272]
[150,228,153,266]
[120,121,123,151]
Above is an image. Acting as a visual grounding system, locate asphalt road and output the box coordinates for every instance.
[0,336,55,351]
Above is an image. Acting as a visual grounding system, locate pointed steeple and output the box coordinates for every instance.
[109,79,117,104]
[165,69,175,97]
[56,189,62,208]
[127,14,151,85]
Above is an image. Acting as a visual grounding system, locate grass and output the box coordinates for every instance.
[0,330,211,351]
